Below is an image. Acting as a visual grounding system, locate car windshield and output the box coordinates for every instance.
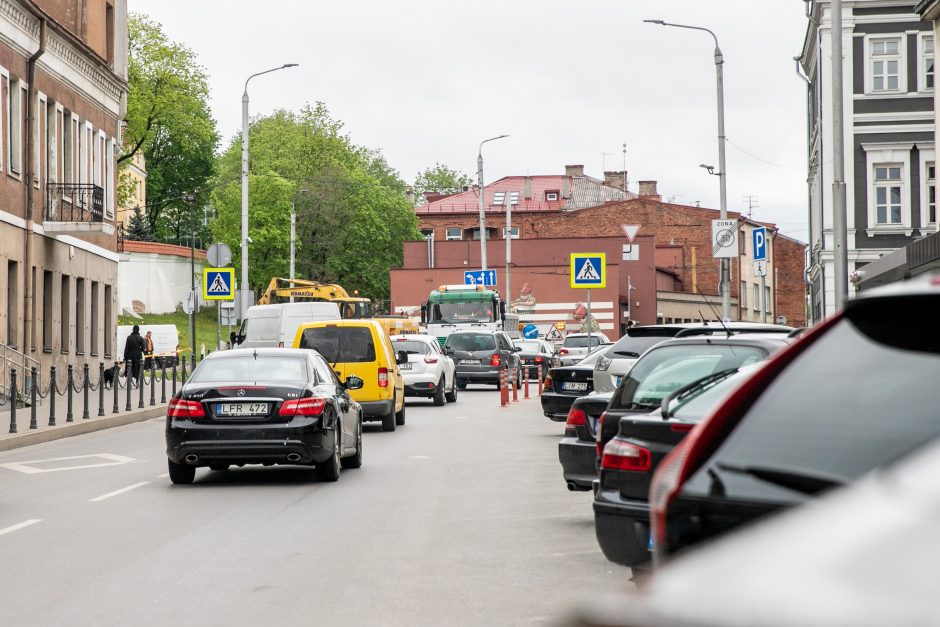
[392,339,431,355]
[298,327,376,363]
[564,336,603,348]
[430,301,494,323]
[514,341,543,353]
[709,297,940,482]
[666,365,761,422]
[611,344,766,409]
[576,347,610,367]
[189,355,308,384]
[239,315,279,342]
[446,333,497,351]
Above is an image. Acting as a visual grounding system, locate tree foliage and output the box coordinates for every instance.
[121,14,219,238]
[413,163,472,204]
[126,206,156,242]
[210,104,421,299]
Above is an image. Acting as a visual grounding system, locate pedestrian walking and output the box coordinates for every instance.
[123,324,146,386]
[143,330,155,371]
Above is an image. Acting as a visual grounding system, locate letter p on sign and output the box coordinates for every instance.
[752,227,767,261]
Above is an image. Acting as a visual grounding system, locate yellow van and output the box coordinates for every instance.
[294,319,406,432]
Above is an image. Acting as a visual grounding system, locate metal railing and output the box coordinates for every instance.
[0,342,40,402]
[44,183,104,222]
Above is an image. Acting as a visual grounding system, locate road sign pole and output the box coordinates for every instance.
[217,302,222,350]
[586,288,591,344]
[761,275,767,324]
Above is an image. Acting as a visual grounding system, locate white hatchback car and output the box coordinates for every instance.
[558,332,611,366]
[391,334,458,406]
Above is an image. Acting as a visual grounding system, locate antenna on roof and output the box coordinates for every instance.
[742,194,759,219]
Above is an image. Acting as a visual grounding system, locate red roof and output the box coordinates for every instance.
[415,176,567,214]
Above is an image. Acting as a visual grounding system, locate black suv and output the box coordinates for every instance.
[446,330,522,389]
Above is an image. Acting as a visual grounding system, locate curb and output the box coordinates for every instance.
[0,406,168,453]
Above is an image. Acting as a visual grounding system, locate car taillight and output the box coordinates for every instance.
[279,397,327,417]
[167,398,204,419]
[424,356,438,364]
[378,367,389,387]
[648,312,842,566]
[595,411,608,455]
[559,348,569,355]
[601,438,651,471]
[566,408,587,427]
[490,353,501,367]
[544,375,553,391]
[535,356,544,363]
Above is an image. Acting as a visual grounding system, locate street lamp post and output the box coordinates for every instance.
[645,19,731,321]
[184,194,197,365]
[290,188,309,303]
[241,63,298,315]
[477,134,509,271]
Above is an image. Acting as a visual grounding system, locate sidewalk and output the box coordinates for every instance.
[0,373,173,452]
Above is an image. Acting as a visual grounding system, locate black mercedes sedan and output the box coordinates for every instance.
[165,348,364,484]
[541,346,609,421]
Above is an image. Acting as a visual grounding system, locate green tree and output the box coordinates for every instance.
[210,104,421,299]
[413,163,472,205]
[126,206,156,241]
[120,14,219,238]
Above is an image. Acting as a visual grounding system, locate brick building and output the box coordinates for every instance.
[403,167,808,331]
[0,0,128,379]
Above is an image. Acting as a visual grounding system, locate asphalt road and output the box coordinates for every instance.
[0,384,630,626]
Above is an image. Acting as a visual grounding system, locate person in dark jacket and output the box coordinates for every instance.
[123,325,146,386]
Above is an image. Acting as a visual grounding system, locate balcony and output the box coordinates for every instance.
[43,183,113,235]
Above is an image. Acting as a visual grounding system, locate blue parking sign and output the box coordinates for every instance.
[752,227,767,261]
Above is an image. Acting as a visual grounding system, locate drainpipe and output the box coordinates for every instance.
[23,18,46,356]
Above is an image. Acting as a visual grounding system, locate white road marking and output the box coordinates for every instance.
[0,519,42,536]
[408,455,430,460]
[156,473,169,478]
[89,482,150,502]
[0,454,139,475]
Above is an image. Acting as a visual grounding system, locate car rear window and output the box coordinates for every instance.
[564,336,603,348]
[446,334,497,351]
[392,339,431,355]
[611,344,766,409]
[299,327,376,363]
[514,341,542,352]
[608,334,672,358]
[190,356,307,383]
[709,298,940,481]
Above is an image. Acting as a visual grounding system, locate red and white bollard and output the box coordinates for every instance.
[499,368,509,407]
[511,367,518,402]
[537,371,544,397]
[523,366,530,399]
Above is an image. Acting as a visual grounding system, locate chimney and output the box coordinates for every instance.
[638,180,660,200]
[524,176,532,199]
[604,170,626,191]
[565,164,584,177]
[425,192,446,203]
[406,188,415,204]
[462,185,470,192]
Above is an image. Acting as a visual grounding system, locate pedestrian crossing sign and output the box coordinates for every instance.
[203,267,235,301]
[570,253,606,288]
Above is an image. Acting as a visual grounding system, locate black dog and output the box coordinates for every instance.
[103,367,115,389]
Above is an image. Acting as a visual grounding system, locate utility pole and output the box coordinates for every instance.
[185,194,197,365]
[831,0,849,309]
[477,135,509,271]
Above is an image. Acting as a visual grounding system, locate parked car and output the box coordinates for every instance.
[235,302,343,349]
[594,364,763,573]
[541,346,611,421]
[558,332,611,366]
[391,334,457,405]
[593,322,793,394]
[651,274,940,566]
[164,348,363,484]
[446,330,521,389]
[294,319,406,432]
[558,391,613,491]
[512,338,555,380]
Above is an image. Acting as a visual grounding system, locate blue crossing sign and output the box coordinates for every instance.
[570,253,606,288]
[464,270,497,286]
[752,227,767,261]
[203,267,235,301]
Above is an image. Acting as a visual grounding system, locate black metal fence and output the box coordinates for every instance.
[44,183,104,222]
[1,358,195,434]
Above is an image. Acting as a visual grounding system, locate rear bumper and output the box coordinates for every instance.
[455,367,501,384]
[404,380,438,396]
[540,392,580,421]
[593,488,652,568]
[558,437,597,489]
[359,399,395,419]
[166,417,332,465]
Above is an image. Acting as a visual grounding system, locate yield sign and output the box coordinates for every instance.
[621,224,640,243]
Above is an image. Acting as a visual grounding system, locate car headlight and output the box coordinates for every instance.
[595,355,611,371]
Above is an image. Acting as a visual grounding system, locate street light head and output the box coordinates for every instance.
[643,19,666,25]
[283,63,299,68]
[699,164,716,175]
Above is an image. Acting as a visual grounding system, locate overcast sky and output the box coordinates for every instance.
[128,0,811,241]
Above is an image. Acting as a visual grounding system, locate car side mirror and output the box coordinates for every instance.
[397,350,409,365]
[345,375,364,391]
[444,347,455,356]
[512,346,522,352]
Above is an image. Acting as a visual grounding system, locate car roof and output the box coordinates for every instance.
[854,270,940,300]
[391,334,437,343]
[295,319,380,330]
[449,330,497,335]
[648,336,789,351]
[207,347,311,359]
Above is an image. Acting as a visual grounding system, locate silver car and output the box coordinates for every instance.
[558,333,611,366]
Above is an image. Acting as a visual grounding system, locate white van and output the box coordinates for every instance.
[116,324,180,367]
[236,302,343,349]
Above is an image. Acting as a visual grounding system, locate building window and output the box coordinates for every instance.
[928,162,937,225]
[871,38,901,92]
[764,286,772,314]
[922,35,935,92]
[104,284,112,358]
[419,228,433,238]
[545,191,559,201]
[76,278,85,355]
[445,227,462,241]
[491,191,519,206]
[8,79,23,175]
[740,280,747,309]
[874,164,903,225]
[42,270,52,352]
[60,275,70,354]
[468,227,496,240]
[503,226,520,239]
[752,284,760,311]
[29,267,36,351]
[90,281,99,356]
[739,230,746,255]
[63,112,73,185]
[6,261,18,348]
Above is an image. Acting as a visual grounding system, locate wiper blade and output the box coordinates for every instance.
[716,463,843,495]
[662,368,740,419]
[629,401,660,410]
